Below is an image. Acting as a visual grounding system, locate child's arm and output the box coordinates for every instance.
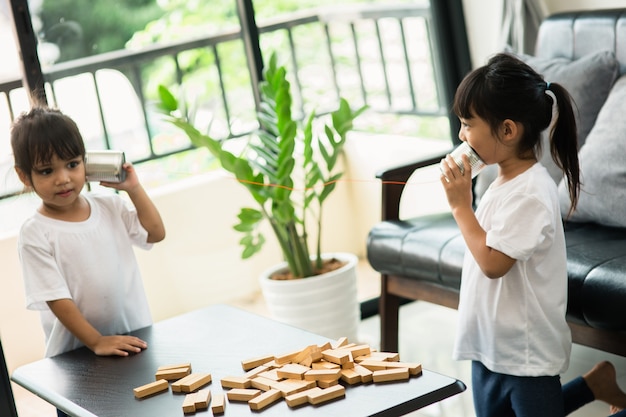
[101,162,166,243]
[47,298,148,356]
[441,154,516,279]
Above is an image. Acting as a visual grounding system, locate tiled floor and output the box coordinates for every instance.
[11,260,626,416]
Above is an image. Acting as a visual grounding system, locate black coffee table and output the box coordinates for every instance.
[12,304,465,416]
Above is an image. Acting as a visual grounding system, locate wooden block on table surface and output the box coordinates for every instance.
[182,393,197,414]
[312,361,340,370]
[227,388,261,402]
[317,379,339,388]
[248,388,282,410]
[258,369,282,381]
[285,387,322,408]
[343,344,372,358]
[193,389,211,409]
[353,364,374,383]
[241,354,275,371]
[360,360,422,376]
[274,379,315,397]
[243,365,268,379]
[340,368,362,385]
[331,337,349,349]
[318,341,332,351]
[304,368,342,382]
[211,392,225,414]
[155,367,191,381]
[355,351,399,363]
[251,376,278,391]
[133,379,169,399]
[321,349,351,365]
[307,384,346,405]
[276,363,310,380]
[274,349,302,365]
[220,375,251,389]
[372,367,410,383]
[157,363,192,372]
[172,373,212,393]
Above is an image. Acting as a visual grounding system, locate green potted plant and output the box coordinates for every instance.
[157,52,367,339]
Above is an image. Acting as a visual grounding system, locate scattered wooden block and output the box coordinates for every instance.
[276,363,310,380]
[220,375,251,389]
[211,392,225,414]
[340,368,361,385]
[360,360,422,376]
[250,376,276,391]
[353,364,374,383]
[317,379,339,388]
[258,369,282,381]
[343,344,371,358]
[241,354,275,371]
[331,337,349,349]
[155,366,191,381]
[285,387,321,408]
[274,349,302,365]
[303,368,341,382]
[248,388,282,410]
[321,349,351,365]
[182,393,197,414]
[172,373,212,393]
[243,365,268,379]
[307,384,345,405]
[157,363,192,372]
[274,379,314,397]
[193,389,211,409]
[133,379,169,399]
[372,367,410,383]
[312,361,340,370]
[227,388,261,402]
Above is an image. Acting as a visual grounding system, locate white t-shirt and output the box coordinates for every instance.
[17,192,153,357]
[452,163,571,376]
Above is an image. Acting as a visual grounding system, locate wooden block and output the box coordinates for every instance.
[157,363,192,372]
[227,388,261,402]
[258,369,282,381]
[133,379,169,399]
[155,367,191,381]
[220,375,251,389]
[343,344,372,358]
[317,379,339,388]
[304,368,341,382]
[182,393,197,414]
[340,368,362,385]
[250,376,276,391]
[194,389,211,409]
[372,367,410,383]
[285,387,321,408]
[274,379,314,397]
[321,349,351,365]
[360,360,422,376]
[307,384,345,405]
[353,364,374,383]
[312,361,340,370]
[211,392,225,414]
[276,363,310,380]
[241,354,274,371]
[274,349,302,365]
[331,337,349,348]
[243,365,268,379]
[248,388,282,410]
[317,341,332,351]
[173,373,212,393]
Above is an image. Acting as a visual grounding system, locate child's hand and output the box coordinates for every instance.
[440,153,474,211]
[99,162,141,193]
[91,335,148,357]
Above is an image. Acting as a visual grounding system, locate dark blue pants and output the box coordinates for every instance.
[472,360,564,417]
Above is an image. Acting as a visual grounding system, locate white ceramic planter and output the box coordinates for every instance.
[259,252,360,342]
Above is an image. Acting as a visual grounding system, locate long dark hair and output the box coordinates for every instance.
[453,53,580,215]
[11,105,86,182]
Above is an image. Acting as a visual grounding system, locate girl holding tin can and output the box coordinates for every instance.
[439,52,580,417]
[10,105,165,363]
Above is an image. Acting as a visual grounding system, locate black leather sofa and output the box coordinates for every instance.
[367,9,626,357]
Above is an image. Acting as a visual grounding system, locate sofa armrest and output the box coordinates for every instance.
[376,150,450,221]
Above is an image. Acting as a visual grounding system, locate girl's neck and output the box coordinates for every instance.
[39,195,90,222]
[496,156,537,184]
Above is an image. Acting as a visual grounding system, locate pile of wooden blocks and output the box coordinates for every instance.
[132,337,421,414]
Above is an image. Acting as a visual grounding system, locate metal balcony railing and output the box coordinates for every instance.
[0,3,449,199]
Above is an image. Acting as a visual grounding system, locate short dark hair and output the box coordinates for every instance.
[11,106,86,181]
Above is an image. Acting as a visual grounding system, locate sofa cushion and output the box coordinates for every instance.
[366,214,626,330]
[558,75,626,228]
[475,50,619,197]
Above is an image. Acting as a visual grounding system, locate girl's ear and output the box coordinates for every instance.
[15,167,32,187]
[501,119,521,142]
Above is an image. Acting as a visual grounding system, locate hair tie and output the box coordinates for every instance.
[545,81,551,90]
